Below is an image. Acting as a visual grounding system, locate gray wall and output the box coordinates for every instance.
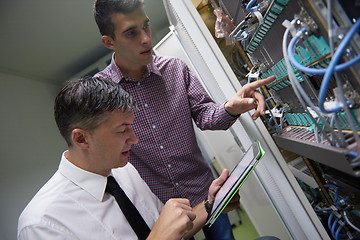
[0,72,66,240]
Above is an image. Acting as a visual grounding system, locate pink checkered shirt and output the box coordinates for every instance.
[95,54,238,206]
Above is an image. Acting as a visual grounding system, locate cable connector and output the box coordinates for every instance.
[282,19,297,37]
[246,71,260,83]
[294,7,318,33]
[330,205,338,212]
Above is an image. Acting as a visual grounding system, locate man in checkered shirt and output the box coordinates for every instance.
[93,0,275,239]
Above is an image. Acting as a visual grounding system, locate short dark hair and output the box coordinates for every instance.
[94,0,144,38]
[54,76,137,146]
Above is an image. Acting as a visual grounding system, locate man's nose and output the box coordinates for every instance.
[140,29,151,45]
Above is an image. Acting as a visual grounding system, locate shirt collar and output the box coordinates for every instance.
[109,53,162,83]
[146,59,161,77]
[58,151,108,202]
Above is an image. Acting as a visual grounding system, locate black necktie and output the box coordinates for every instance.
[106,176,151,240]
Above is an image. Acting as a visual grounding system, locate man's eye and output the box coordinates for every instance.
[126,30,137,37]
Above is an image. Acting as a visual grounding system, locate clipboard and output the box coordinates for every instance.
[205,141,265,227]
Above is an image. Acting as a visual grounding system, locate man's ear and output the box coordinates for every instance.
[71,129,89,149]
[101,35,116,51]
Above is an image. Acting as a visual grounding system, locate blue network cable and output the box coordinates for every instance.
[332,214,341,238]
[246,0,260,12]
[315,207,333,213]
[282,20,337,145]
[319,19,360,113]
[328,212,336,233]
[347,151,359,158]
[287,19,360,113]
[323,184,354,239]
[330,214,350,240]
[324,184,350,206]
[266,97,273,102]
[335,220,351,240]
[287,27,360,76]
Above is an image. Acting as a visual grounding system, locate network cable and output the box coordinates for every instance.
[335,220,350,240]
[246,0,260,12]
[326,0,359,151]
[319,19,360,114]
[287,29,360,76]
[344,211,360,233]
[332,214,342,238]
[330,113,346,148]
[286,19,360,113]
[283,18,360,149]
[286,23,360,148]
[282,19,340,146]
[328,211,336,232]
[322,184,357,239]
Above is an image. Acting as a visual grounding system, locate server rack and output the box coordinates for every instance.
[156,0,360,239]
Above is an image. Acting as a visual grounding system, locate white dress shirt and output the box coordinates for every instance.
[18,152,164,240]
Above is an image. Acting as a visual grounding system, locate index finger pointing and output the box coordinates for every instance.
[247,75,275,89]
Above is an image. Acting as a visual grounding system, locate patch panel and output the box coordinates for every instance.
[246,0,290,54]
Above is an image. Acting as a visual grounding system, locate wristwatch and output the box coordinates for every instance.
[204,196,214,219]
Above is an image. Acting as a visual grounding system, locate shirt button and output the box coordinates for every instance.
[152,125,156,129]
[175,183,179,186]
[137,82,140,86]
[160,145,164,149]
[167,164,171,168]
[144,103,148,107]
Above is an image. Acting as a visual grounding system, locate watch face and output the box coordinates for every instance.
[205,199,213,214]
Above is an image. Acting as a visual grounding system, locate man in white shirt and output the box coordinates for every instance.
[17,76,239,240]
